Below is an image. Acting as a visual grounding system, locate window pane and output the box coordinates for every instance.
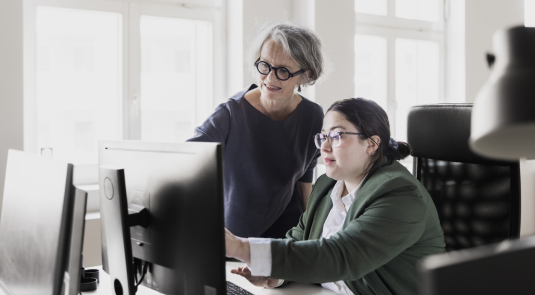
[395,38,439,142]
[355,0,387,15]
[526,0,535,27]
[140,16,212,142]
[396,0,440,22]
[36,7,122,164]
[355,35,387,111]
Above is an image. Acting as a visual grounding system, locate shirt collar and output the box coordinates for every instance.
[331,174,368,214]
[330,174,368,214]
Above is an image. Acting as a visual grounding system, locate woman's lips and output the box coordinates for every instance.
[264,83,281,92]
[324,158,335,165]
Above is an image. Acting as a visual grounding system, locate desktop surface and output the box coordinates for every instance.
[81,262,336,295]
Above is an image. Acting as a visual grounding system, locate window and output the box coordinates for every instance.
[354,35,387,111]
[396,0,440,22]
[140,16,212,142]
[354,0,444,168]
[34,6,123,166]
[24,0,224,184]
[395,38,440,143]
[355,0,387,16]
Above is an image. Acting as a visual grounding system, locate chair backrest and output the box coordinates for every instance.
[408,104,520,251]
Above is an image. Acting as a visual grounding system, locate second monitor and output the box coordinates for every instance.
[99,141,226,294]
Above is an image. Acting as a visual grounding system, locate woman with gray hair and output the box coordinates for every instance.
[188,21,326,238]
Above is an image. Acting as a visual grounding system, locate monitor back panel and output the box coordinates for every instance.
[67,188,88,295]
[0,150,74,295]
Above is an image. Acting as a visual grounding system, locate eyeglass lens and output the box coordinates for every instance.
[314,132,341,149]
[256,61,291,80]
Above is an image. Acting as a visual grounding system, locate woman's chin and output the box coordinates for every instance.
[260,91,282,102]
[259,86,289,101]
[325,170,341,181]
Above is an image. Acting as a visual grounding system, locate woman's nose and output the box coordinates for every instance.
[266,68,278,81]
[321,139,332,152]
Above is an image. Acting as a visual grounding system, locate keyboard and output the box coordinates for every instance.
[226,281,254,295]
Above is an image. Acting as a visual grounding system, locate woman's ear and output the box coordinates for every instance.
[301,70,311,84]
[367,135,381,154]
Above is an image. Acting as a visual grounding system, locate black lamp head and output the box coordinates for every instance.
[470,26,535,160]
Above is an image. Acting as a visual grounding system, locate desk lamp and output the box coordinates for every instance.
[470,26,535,160]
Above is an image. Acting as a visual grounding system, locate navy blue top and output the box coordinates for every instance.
[188,85,324,238]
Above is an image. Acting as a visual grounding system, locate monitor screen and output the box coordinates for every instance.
[0,150,76,295]
[98,141,225,294]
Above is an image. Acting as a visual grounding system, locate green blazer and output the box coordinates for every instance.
[270,158,446,295]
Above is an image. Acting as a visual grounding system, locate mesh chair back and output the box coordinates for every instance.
[408,104,520,251]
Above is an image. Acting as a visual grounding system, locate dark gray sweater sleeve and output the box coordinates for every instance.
[187,103,230,144]
[298,149,319,183]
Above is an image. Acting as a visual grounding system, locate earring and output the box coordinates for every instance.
[298,85,301,92]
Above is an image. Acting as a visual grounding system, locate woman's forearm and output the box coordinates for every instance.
[235,237,251,265]
[225,228,251,264]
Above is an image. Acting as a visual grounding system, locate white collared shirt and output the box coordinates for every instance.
[248,177,366,295]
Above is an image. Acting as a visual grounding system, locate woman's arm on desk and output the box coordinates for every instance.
[225,229,280,289]
[225,228,251,264]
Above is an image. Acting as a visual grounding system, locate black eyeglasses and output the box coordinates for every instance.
[314,131,364,149]
[254,60,305,81]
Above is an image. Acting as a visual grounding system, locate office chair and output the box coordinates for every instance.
[407,104,520,251]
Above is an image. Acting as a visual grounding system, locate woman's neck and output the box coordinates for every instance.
[343,173,367,196]
[245,88,301,121]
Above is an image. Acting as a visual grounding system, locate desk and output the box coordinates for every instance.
[82,262,336,295]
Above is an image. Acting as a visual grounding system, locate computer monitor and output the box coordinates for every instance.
[98,140,226,294]
[67,188,88,295]
[417,236,535,295]
[0,150,76,295]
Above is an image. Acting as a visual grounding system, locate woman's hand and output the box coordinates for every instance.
[231,265,279,289]
[225,228,251,264]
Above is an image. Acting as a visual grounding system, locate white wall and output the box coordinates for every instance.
[226,0,244,96]
[464,0,525,103]
[444,0,465,102]
[0,0,24,217]
[446,0,525,103]
[83,215,102,267]
[520,160,535,237]
[314,0,355,111]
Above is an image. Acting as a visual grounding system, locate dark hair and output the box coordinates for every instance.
[326,98,412,172]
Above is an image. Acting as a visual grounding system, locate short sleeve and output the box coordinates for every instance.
[298,149,320,183]
[187,103,230,144]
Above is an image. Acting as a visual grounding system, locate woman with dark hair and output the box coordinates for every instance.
[225,98,446,295]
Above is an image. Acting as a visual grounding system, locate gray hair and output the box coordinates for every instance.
[246,21,325,88]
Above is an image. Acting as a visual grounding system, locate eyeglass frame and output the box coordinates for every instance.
[254,60,305,81]
[314,131,365,149]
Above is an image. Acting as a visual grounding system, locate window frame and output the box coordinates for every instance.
[355,0,446,169]
[23,0,225,186]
